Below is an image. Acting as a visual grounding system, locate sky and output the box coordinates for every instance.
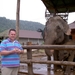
[0,0,75,25]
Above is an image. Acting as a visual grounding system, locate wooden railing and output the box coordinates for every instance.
[20,45,75,75]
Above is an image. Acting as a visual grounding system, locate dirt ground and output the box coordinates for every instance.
[20,49,46,61]
[19,49,75,75]
[19,49,46,75]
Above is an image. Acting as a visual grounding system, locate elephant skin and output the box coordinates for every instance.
[43,16,71,72]
[59,40,75,74]
[44,16,71,56]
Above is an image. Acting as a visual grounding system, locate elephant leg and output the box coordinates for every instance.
[65,51,75,74]
[54,50,60,71]
[47,56,51,75]
[54,50,62,71]
[45,48,54,74]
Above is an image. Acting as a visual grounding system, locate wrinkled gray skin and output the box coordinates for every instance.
[43,16,70,71]
[59,40,75,74]
[44,16,70,56]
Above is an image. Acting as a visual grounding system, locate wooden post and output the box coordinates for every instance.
[27,43,33,75]
[16,0,20,40]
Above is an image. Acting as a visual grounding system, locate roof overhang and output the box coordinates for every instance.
[42,0,75,13]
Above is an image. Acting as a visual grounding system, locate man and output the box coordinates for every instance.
[0,29,24,75]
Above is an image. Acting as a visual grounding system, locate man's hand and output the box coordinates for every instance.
[12,48,23,54]
[1,48,23,55]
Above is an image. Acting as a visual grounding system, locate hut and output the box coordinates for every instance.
[69,21,75,40]
[0,29,43,45]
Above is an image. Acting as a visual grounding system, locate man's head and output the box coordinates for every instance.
[8,29,16,41]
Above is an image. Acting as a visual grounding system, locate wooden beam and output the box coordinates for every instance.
[16,0,20,40]
[22,45,75,50]
[42,0,75,13]
[45,4,75,11]
[21,60,75,66]
[62,0,68,12]
[50,0,59,13]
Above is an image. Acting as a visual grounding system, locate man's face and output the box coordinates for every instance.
[9,31,16,41]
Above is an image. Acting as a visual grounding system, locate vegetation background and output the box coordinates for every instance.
[0,17,45,32]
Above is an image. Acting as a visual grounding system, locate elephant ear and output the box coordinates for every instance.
[55,16,71,35]
[55,26,65,43]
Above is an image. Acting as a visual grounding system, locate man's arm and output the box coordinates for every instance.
[0,50,14,55]
[0,49,21,55]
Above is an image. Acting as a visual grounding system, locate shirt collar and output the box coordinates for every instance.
[7,38,16,42]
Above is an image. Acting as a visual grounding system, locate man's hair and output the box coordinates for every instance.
[9,29,16,33]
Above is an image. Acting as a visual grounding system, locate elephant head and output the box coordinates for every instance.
[43,16,71,56]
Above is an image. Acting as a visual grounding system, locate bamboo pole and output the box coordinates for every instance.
[22,45,75,50]
[21,60,75,66]
[16,0,20,40]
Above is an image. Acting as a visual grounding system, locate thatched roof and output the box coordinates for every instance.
[42,0,75,13]
[0,30,9,37]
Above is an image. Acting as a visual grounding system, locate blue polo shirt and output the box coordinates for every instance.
[0,38,23,67]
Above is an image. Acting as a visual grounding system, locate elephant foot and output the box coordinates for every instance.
[54,65,62,72]
[54,68,62,72]
[64,70,71,75]
[56,69,62,71]
[72,66,75,71]
[64,72,70,75]
[70,67,74,71]
[64,66,73,75]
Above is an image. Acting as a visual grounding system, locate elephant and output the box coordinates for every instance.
[59,40,75,75]
[43,16,71,72]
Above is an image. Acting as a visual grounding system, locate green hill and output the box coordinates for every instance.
[0,17,45,32]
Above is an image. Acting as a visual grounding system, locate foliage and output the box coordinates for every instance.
[0,17,45,32]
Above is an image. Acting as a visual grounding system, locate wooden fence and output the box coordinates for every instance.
[20,45,75,75]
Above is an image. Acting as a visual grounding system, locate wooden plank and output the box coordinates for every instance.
[21,60,75,66]
[23,45,75,50]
